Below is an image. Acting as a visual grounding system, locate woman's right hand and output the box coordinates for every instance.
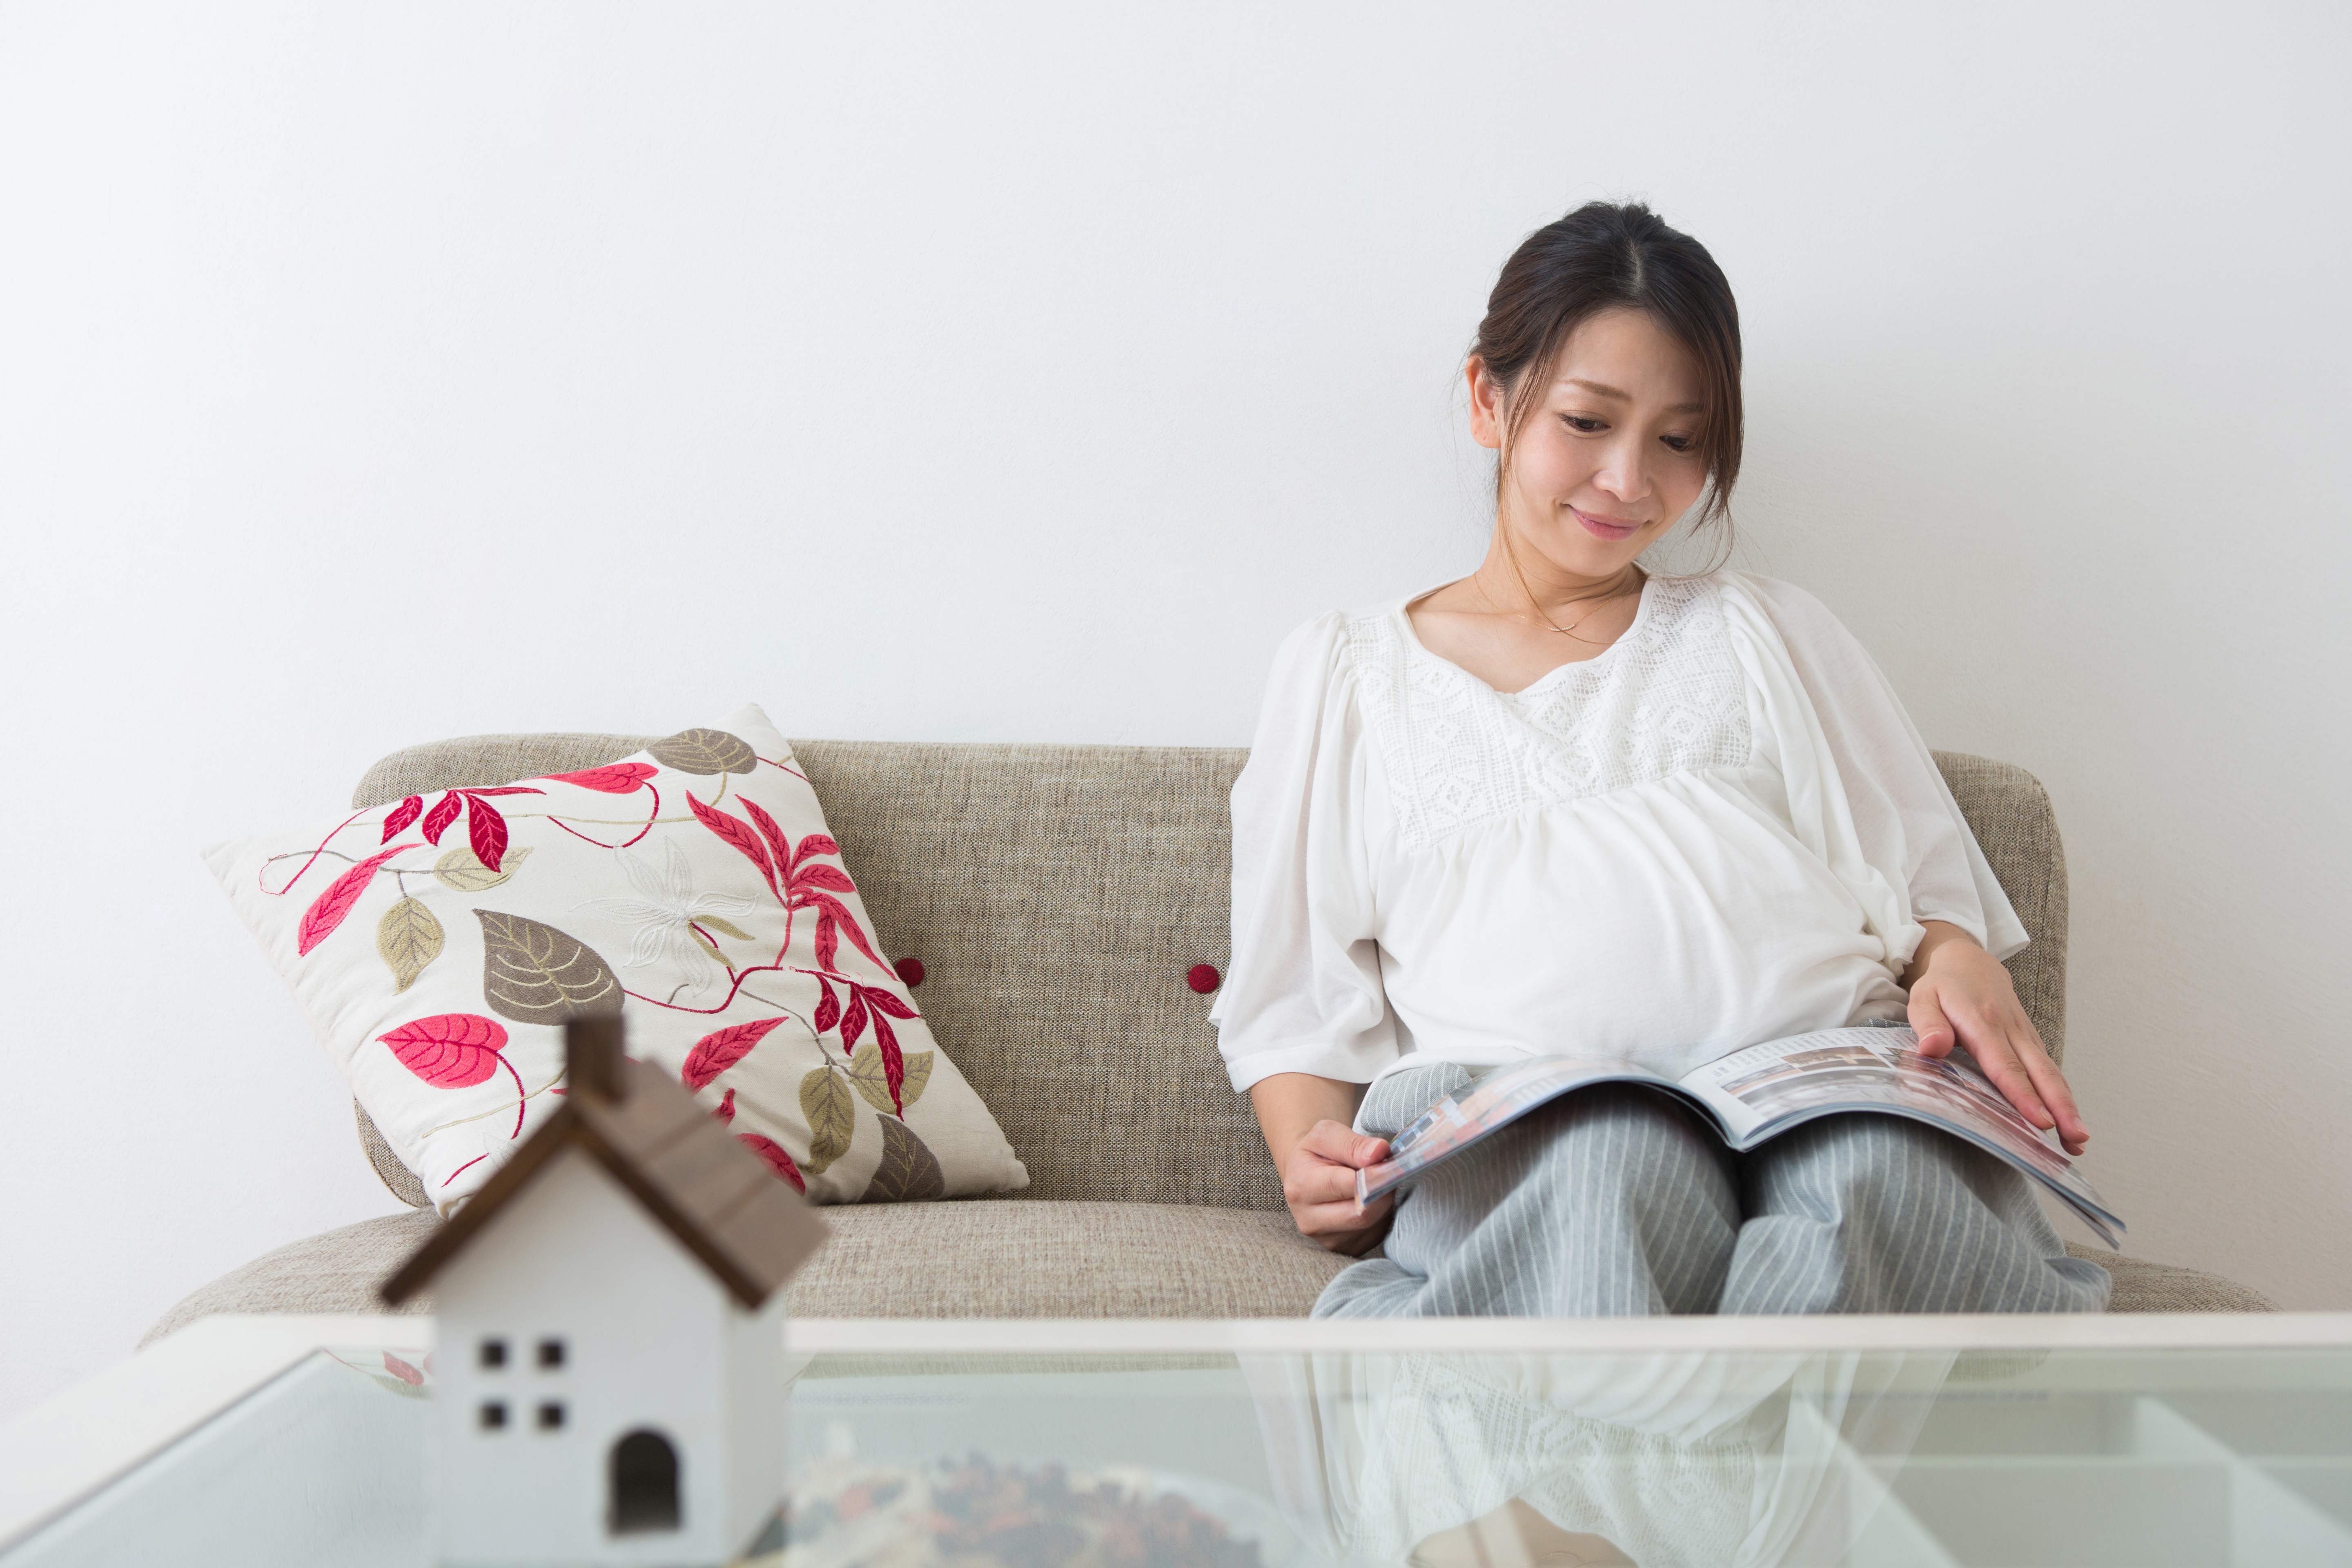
[1281,1120,1395,1255]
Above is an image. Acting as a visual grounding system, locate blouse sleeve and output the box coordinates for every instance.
[1209,613,1399,1091]
[1723,575,2030,969]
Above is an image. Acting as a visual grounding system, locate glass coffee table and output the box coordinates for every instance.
[4,1313,2350,1566]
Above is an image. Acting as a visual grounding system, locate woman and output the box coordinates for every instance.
[1210,202,2110,1317]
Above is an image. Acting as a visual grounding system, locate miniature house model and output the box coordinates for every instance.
[383,1016,826,1568]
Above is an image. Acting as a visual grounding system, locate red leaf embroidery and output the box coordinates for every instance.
[713,1087,737,1125]
[871,1008,906,1114]
[814,911,839,973]
[685,791,778,895]
[381,796,423,842]
[383,1353,424,1387]
[802,891,887,971]
[421,793,463,846]
[840,988,869,1051]
[863,985,917,1021]
[739,797,793,871]
[812,977,840,1036]
[378,1013,511,1088]
[794,864,855,895]
[680,1016,787,1091]
[738,1133,805,1193]
[540,764,656,794]
[789,833,842,869]
[297,845,414,955]
[466,796,510,873]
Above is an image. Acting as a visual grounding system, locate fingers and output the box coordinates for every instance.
[1297,1119,1390,1170]
[1906,982,1956,1056]
[1286,1120,1396,1247]
[1956,1022,2051,1125]
[2011,1029,2090,1154]
[1929,990,2048,1126]
[1314,1194,1395,1253]
[1910,953,2091,1155]
[1959,1022,2089,1154]
[1929,992,2098,1152]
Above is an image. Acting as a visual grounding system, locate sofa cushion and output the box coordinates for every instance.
[140,1204,1347,1346]
[215,709,1027,1213]
[140,1208,2271,1348]
[142,1209,442,1347]
[2065,1244,2279,1313]
[788,1201,1353,1317]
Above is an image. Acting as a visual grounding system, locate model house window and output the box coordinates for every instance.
[479,1337,508,1370]
[479,1401,508,1431]
[537,1401,566,1431]
[609,1429,682,1534]
[537,1336,566,1369]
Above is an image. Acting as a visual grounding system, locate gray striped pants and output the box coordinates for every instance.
[1314,1064,2113,1318]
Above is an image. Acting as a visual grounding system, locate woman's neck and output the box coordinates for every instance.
[1470,526,1645,632]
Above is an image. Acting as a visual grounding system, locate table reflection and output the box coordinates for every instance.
[1244,1346,1964,1568]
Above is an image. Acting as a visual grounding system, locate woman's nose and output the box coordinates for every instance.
[1593,437,1650,503]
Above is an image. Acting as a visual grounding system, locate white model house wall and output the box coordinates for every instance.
[431,1151,782,1567]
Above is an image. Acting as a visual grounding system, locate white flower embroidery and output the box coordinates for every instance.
[572,840,759,995]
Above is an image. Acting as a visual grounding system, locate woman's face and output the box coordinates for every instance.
[1468,306,1712,580]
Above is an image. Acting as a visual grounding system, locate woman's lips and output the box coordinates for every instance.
[1571,506,1642,540]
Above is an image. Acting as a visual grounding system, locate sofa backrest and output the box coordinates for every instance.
[352,737,2069,1212]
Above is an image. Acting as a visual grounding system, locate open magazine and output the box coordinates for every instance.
[1356,1025,2123,1248]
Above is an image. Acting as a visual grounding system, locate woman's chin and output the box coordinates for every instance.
[1529,534,1647,581]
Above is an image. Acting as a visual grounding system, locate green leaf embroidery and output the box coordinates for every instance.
[375,896,444,993]
[697,915,756,942]
[847,1044,933,1115]
[432,844,532,893]
[474,910,621,1025]
[862,1115,945,1203]
[800,1068,855,1176]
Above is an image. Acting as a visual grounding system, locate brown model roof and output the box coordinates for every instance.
[381,1016,827,1310]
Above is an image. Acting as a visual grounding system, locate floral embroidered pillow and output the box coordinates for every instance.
[205,703,1029,1214]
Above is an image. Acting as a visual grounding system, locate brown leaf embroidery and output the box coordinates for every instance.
[375,896,445,993]
[861,1114,945,1203]
[847,1044,933,1115]
[800,1068,855,1176]
[646,728,757,776]
[474,910,621,1025]
[432,844,532,893]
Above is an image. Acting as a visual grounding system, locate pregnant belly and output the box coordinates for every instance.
[1375,795,1900,1075]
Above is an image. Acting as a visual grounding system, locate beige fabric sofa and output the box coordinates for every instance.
[147,736,2274,1344]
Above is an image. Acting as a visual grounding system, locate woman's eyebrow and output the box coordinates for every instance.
[1558,376,1704,414]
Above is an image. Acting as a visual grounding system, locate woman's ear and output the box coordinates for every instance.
[1466,358,1505,452]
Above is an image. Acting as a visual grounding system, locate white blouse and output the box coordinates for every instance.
[1210,570,2028,1093]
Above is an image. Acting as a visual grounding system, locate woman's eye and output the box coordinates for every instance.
[1662,434,1696,453]
[1561,415,1606,433]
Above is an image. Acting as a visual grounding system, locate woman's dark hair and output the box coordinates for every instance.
[1473,201,1743,535]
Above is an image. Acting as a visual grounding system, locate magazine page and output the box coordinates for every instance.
[1354,1055,1682,1205]
[1679,1026,2124,1246]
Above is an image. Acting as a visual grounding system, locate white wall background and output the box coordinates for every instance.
[3,0,2346,1417]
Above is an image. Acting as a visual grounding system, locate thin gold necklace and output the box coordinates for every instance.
[1474,537,1642,645]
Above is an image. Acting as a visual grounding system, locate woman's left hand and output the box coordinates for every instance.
[1904,921,2089,1155]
